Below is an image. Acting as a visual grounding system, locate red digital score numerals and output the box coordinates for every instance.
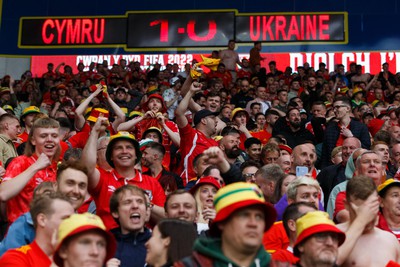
[41,19,105,44]
[248,15,330,41]
[149,19,217,42]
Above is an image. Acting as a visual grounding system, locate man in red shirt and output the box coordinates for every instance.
[377,179,400,242]
[0,193,74,266]
[82,117,166,230]
[0,117,61,223]
[175,81,219,184]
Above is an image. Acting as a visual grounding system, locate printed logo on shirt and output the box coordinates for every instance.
[16,244,32,254]
[108,185,116,192]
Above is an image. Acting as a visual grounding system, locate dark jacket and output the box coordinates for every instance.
[317,163,346,209]
[320,118,371,169]
[111,227,151,267]
[176,238,271,267]
[272,122,316,149]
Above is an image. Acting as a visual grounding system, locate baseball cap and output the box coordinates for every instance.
[193,109,219,126]
[169,77,181,86]
[189,176,222,195]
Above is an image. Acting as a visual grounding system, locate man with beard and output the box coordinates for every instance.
[219,131,241,165]
[141,141,183,189]
[273,108,315,149]
[321,97,370,168]
[265,109,280,134]
[175,81,219,185]
[294,211,346,267]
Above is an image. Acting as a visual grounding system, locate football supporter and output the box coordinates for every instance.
[81,117,165,230]
[0,117,61,223]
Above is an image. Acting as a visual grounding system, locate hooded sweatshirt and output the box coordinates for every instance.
[192,237,271,267]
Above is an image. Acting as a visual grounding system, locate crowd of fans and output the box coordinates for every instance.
[0,39,400,266]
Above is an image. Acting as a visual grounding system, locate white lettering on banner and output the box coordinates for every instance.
[290,53,303,70]
[342,53,355,72]
[112,55,120,64]
[34,51,400,79]
[355,53,370,73]
[167,54,194,65]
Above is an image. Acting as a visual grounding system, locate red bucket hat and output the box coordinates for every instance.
[142,94,167,113]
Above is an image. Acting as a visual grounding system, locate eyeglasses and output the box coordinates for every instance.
[243,173,256,178]
[313,232,339,243]
[332,105,347,110]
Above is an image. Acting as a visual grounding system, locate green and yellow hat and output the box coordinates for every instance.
[210,182,276,236]
[21,106,40,118]
[53,213,116,267]
[129,110,143,119]
[105,131,141,168]
[294,211,345,257]
[2,105,14,112]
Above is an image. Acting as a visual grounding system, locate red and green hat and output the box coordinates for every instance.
[294,211,345,257]
[210,182,276,236]
[106,131,141,168]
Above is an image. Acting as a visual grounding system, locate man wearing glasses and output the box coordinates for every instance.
[294,211,345,267]
[321,97,370,169]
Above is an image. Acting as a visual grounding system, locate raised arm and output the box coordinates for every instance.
[81,116,108,190]
[74,84,103,130]
[0,154,51,201]
[178,76,202,112]
[337,193,379,265]
[175,81,203,128]
[106,93,126,131]
[157,113,180,147]
[117,111,155,132]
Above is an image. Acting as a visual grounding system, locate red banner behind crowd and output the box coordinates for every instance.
[31,51,400,77]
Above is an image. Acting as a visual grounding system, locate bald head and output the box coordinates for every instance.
[342,137,362,163]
